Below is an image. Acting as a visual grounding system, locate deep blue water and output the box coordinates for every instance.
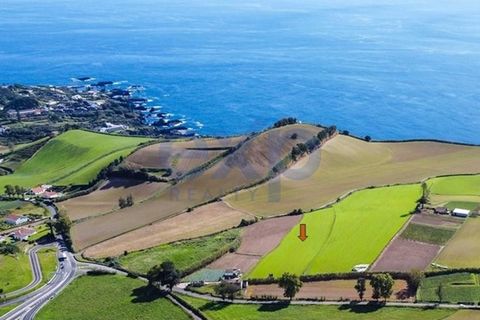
[1,0,480,143]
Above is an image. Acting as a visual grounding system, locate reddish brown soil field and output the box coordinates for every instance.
[208,215,301,273]
[61,178,167,221]
[411,213,464,228]
[82,201,252,258]
[247,280,412,301]
[371,238,441,272]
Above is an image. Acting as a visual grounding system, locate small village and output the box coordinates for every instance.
[0,82,194,145]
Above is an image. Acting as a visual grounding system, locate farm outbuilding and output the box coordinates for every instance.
[452,208,470,218]
[434,207,449,215]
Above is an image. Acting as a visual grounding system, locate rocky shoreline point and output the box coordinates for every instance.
[0,80,195,144]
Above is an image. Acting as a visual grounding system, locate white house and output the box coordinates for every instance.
[452,208,470,218]
[4,214,30,226]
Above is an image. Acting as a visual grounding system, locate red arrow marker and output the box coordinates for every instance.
[298,224,308,241]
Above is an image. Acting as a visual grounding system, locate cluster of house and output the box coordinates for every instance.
[6,107,49,120]
[0,227,37,242]
[29,185,61,200]
[434,207,472,218]
[3,85,107,122]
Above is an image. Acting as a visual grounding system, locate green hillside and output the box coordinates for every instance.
[0,130,150,190]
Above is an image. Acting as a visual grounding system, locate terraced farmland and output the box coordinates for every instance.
[0,130,150,190]
[249,184,421,277]
[73,124,320,251]
[227,135,480,216]
[60,178,168,221]
[124,136,245,178]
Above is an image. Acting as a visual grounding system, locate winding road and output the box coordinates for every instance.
[4,246,51,300]
[0,237,77,320]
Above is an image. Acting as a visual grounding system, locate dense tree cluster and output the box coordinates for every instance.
[214,281,241,300]
[278,272,303,300]
[54,210,73,249]
[273,117,297,128]
[370,273,394,301]
[0,243,19,255]
[147,261,180,291]
[3,185,27,197]
[118,194,134,208]
[291,125,337,161]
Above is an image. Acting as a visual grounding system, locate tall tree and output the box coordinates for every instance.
[354,277,366,301]
[147,261,180,291]
[436,283,444,303]
[4,185,14,197]
[214,281,240,301]
[407,270,424,294]
[278,273,302,301]
[420,182,431,204]
[370,273,394,301]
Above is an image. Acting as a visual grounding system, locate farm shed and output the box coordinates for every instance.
[452,208,470,218]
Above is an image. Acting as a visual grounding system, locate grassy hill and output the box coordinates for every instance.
[227,135,480,216]
[72,124,320,251]
[0,130,150,191]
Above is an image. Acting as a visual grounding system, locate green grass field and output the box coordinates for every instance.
[0,130,149,190]
[249,184,421,277]
[0,251,32,293]
[417,273,480,304]
[179,294,455,320]
[119,229,240,275]
[445,201,479,211]
[429,175,480,197]
[401,223,456,245]
[36,275,190,320]
[0,246,58,294]
[37,247,58,284]
[0,304,19,317]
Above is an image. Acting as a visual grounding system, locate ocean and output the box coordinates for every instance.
[1,0,479,143]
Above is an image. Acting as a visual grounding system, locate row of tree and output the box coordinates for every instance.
[3,185,28,198]
[273,117,298,128]
[291,126,337,161]
[145,262,425,303]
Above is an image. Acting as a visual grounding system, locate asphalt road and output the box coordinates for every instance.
[0,238,77,320]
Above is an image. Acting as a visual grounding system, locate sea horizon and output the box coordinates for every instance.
[1,0,479,143]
